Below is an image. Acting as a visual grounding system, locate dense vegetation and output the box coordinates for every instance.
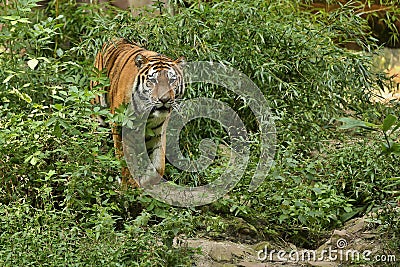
[1,0,399,265]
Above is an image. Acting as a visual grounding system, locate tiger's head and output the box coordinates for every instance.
[132,54,185,116]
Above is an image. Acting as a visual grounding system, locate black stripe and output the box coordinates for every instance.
[119,48,145,71]
[131,94,140,112]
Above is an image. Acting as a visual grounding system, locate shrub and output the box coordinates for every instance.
[1,0,399,259]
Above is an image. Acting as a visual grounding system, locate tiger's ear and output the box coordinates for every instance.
[174,56,186,68]
[135,54,149,69]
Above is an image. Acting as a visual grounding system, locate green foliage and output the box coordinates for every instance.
[78,0,381,140]
[303,0,400,48]
[0,0,198,265]
[1,0,399,262]
[0,202,196,266]
[339,114,400,155]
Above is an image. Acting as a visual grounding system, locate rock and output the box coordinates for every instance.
[180,238,256,266]
[237,262,267,267]
[252,241,275,252]
[208,245,235,262]
[176,211,399,267]
[344,217,366,234]
[307,261,339,267]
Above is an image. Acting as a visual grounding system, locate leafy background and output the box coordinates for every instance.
[0,0,399,266]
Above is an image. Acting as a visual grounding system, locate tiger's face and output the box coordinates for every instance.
[133,54,185,116]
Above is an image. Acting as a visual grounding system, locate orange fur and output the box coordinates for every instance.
[91,38,184,187]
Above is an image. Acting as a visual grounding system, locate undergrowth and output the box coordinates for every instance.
[0,0,399,265]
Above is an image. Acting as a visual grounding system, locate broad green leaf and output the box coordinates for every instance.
[95,227,100,241]
[391,142,400,155]
[381,141,400,155]
[1,16,30,23]
[53,103,63,110]
[46,117,58,127]
[59,119,71,130]
[53,121,62,138]
[56,48,64,57]
[343,206,352,213]
[382,114,397,132]
[337,117,377,130]
[312,187,322,194]
[340,208,360,222]
[1,15,20,20]
[17,18,31,23]
[146,127,155,137]
[154,208,166,218]
[30,156,38,165]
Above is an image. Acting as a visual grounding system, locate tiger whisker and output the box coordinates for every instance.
[171,102,182,113]
[143,102,154,112]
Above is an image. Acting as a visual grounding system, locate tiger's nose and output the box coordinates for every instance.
[159,94,171,104]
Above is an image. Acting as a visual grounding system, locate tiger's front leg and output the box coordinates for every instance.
[150,116,169,177]
[141,115,170,187]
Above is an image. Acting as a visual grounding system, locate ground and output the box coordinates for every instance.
[176,211,398,266]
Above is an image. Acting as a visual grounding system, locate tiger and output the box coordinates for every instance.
[91,38,185,187]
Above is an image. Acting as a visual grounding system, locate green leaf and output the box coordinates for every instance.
[3,74,14,83]
[343,206,352,213]
[53,103,63,110]
[30,156,38,165]
[1,16,19,20]
[278,214,289,223]
[381,141,400,155]
[154,208,166,218]
[44,170,56,180]
[382,114,397,132]
[146,127,155,137]
[17,18,31,24]
[391,142,400,155]
[12,88,32,103]
[56,48,64,57]
[53,121,62,138]
[337,117,377,130]
[38,57,50,63]
[312,187,322,194]
[340,208,360,222]
[391,122,400,134]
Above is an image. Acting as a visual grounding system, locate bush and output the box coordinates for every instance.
[1,0,399,262]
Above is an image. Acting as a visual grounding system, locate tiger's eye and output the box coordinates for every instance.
[169,76,177,84]
[146,78,156,87]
